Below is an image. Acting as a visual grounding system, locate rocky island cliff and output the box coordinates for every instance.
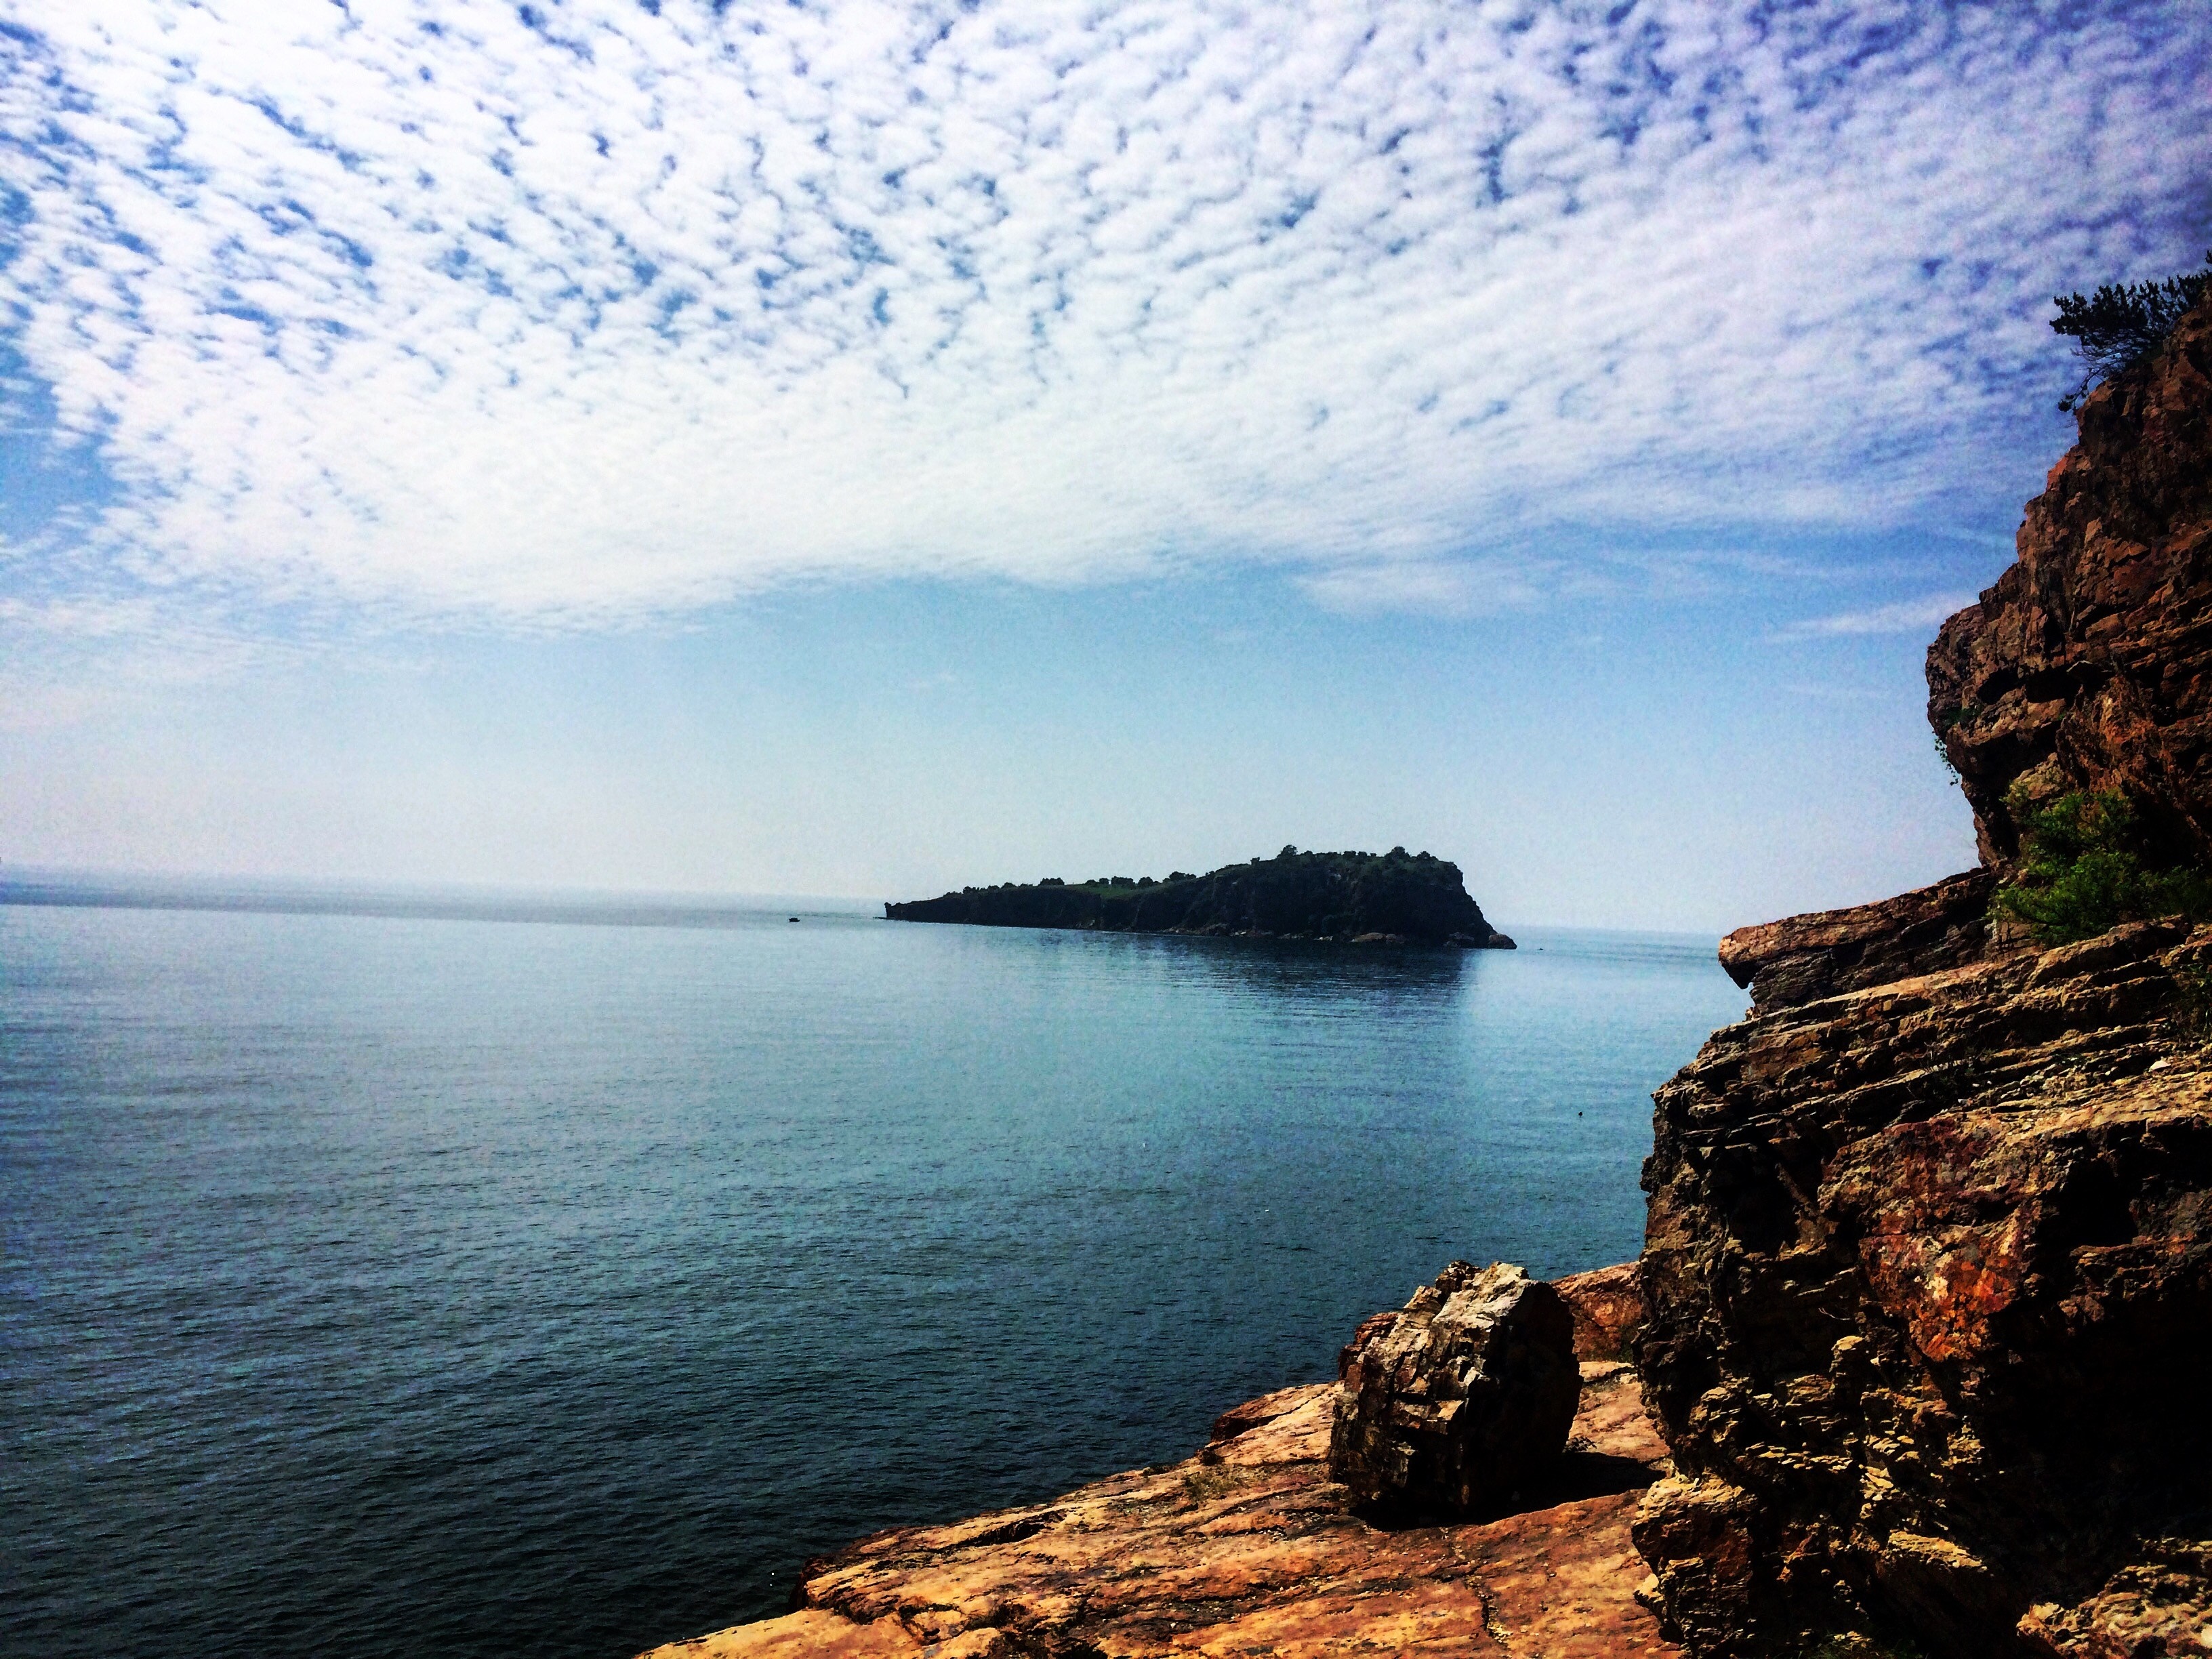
[886,846,1515,948]
[641,300,2212,1658]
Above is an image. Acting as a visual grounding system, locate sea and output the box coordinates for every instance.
[1,878,1748,1659]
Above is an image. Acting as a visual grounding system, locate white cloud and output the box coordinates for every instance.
[0,1,2206,626]
[1296,557,1557,618]
[1778,592,1980,638]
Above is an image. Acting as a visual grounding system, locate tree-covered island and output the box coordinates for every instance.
[885,846,1515,947]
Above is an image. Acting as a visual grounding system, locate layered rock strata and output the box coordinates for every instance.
[1717,869,1996,1015]
[1636,918,2212,1653]
[1328,1261,1581,1518]
[1635,295,2212,1655]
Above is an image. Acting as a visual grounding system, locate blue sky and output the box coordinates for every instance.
[3,1,2207,928]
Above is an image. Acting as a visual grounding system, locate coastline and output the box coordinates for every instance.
[639,286,2212,1659]
[639,1268,1671,1659]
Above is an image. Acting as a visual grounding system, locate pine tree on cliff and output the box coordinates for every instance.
[2053,249,2211,411]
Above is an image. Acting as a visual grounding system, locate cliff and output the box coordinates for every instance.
[886,847,1515,948]
[1633,294,2212,1655]
[1929,292,2212,870]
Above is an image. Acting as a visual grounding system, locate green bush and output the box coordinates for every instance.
[2173,962,2212,1046]
[1992,789,2212,942]
[2052,251,2211,411]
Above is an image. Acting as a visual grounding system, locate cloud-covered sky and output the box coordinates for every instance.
[7,0,2206,623]
[1,1,2207,920]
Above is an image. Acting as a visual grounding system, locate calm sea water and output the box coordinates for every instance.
[1,887,1745,1659]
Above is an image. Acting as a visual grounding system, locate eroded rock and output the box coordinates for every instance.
[2018,1538,2212,1658]
[1637,914,2212,1654]
[1717,869,1996,1015]
[1328,1260,1580,1517]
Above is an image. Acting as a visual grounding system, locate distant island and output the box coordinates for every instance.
[885,846,1515,948]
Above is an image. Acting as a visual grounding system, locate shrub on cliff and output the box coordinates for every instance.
[2053,251,2211,411]
[1992,788,2212,941]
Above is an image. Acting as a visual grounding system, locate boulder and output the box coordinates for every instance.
[1326,1260,1580,1517]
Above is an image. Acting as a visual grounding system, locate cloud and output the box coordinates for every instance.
[1300,543,1907,617]
[1,1,2207,628]
[1778,593,1980,638]
[1296,557,1557,618]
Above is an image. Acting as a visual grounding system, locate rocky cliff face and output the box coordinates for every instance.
[1929,293,2212,869]
[1634,297,2212,1655]
[1637,918,2212,1654]
[886,847,1513,948]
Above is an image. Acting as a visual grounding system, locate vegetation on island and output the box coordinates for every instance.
[2052,249,2211,411]
[888,845,1512,947]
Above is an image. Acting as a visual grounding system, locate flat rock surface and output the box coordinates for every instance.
[641,1365,1676,1658]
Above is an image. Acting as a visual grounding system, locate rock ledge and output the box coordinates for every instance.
[640,1271,1676,1658]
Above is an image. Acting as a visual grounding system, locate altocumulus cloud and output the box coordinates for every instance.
[1,0,2207,625]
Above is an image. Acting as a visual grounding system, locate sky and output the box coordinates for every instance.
[2,0,2208,930]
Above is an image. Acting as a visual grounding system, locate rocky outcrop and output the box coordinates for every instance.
[638,1354,1676,1659]
[2018,1538,2212,1658]
[886,847,1515,948]
[1327,1261,1581,1519]
[1634,295,2212,1655]
[1717,869,1996,1015]
[1929,292,2212,870]
[1636,918,2212,1653]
